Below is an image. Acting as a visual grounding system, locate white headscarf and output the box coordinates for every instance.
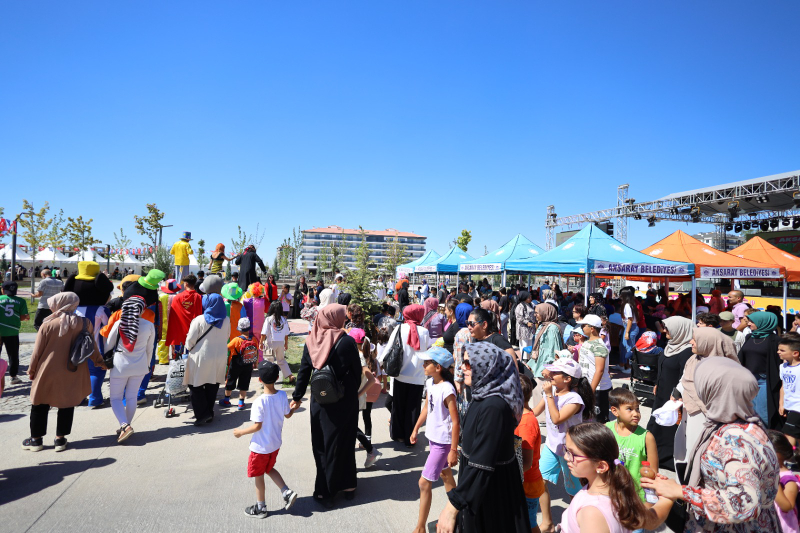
[663,316,694,358]
[318,288,335,309]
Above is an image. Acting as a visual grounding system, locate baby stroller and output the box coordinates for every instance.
[153,353,192,418]
[629,332,661,407]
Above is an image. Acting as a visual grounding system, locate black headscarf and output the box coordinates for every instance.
[337,292,352,306]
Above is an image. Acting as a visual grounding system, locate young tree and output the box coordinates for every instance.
[317,242,330,278]
[272,256,281,279]
[113,228,132,263]
[382,232,408,280]
[19,200,51,264]
[46,209,68,253]
[342,228,381,329]
[66,215,100,252]
[196,239,208,267]
[230,224,266,257]
[291,226,303,274]
[454,229,472,252]
[277,238,291,276]
[149,245,173,275]
[133,203,166,249]
[328,230,348,275]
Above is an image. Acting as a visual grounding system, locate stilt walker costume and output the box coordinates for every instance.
[170,232,193,281]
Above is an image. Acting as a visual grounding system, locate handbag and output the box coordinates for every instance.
[68,318,95,372]
[310,337,346,405]
[378,325,404,377]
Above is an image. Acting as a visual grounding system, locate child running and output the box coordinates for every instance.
[560,422,674,532]
[222,317,259,410]
[410,346,459,533]
[779,333,800,446]
[534,358,595,533]
[768,430,800,533]
[605,388,658,503]
[515,375,545,533]
[233,360,298,519]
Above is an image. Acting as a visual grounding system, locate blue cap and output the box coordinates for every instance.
[419,346,455,369]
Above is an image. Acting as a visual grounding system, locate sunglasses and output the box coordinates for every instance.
[461,359,471,370]
[467,320,484,327]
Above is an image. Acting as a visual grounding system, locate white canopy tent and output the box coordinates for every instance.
[32,247,71,265]
[68,250,99,263]
[0,246,33,264]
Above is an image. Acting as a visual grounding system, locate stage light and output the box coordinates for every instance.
[633,213,642,220]
[770,219,779,229]
[725,223,733,231]
[760,220,770,231]
[756,195,770,204]
[743,221,751,230]
[690,207,702,222]
[670,207,679,215]
[794,218,800,230]
[727,201,740,219]
[647,216,657,228]
[794,192,800,209]
[734,223,743,233]
[784,218,792,226]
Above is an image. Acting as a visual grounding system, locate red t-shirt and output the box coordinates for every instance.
[166,290,203,345]
[514,411,545,499]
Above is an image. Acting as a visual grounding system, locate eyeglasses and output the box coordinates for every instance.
[564,449,590,463]
[461,359,471,370]
[467,320,484,327]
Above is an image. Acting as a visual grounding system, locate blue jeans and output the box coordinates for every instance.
[753,373,768,424]
[87,359,106,406]
[621,324,639,365]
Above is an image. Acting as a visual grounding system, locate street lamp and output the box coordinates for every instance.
[105,244,111,275]
[10,210,34,283]
[158,224,173,247]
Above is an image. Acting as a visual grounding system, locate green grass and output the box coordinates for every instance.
[279,335,307,387]
[19,298,39,334]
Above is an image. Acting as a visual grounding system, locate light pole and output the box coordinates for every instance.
[105,244,111,275]
[158,224,173,247]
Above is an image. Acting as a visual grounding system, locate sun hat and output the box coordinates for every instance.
[545,358,583,378]
[419,346,455,369]
[719,311,735,321]
[138,269,166,290]
[576,314,602,329]
[161,279,182,294]
[182,231,192,240]
[238,317,251,331]
[75,261,100,281]
[221,282,243,301]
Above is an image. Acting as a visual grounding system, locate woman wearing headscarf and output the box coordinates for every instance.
[291,305,362,507]
[207,243,230,278]
[672,327,739,474]
[183,292,231,425]
[386,304,431,447]
[646,316,695,471]
[291,276,308,319]
[642,357,780,533]
[436,342,529,533]
[317,288,335,309]
[587,292,607,317]
[24,293,107,452]
[337,292,352,306]
[106,295,157,442]
[527,303,564,380]
[396,279,411,313]
[738,311,782,428]
[422,297,446,339]
[514,291,536,350]
[233,245,266,292]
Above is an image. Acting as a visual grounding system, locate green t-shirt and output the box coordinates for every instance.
[0,295,28,336]
[605,420,648,501]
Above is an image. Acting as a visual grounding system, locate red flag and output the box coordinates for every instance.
[0,219,7,236]
[39,246,45,252]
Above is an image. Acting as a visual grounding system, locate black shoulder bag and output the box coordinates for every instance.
[310,337,346,405]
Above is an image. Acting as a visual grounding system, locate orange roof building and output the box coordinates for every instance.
[730,236,800,282]
[641,230,785,279]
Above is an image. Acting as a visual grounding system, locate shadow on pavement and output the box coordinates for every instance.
[0,457,116,505]
[0,413,26,423]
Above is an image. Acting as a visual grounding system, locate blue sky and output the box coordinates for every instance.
[2,1,799,263]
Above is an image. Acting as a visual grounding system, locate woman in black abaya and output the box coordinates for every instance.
[291,276,308,319]
[233,245,267,292]
[291,304,361,507]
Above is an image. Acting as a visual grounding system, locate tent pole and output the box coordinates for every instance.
[585,272,589,305]
[691,277,697,324]
[501,270,507,288]
[784,278,789,331]
[527,274,531,290]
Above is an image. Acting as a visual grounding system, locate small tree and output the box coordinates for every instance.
[230,224,266,257]
[328,230,348,276]
[291,226,303,275]
[342,228,381,332]
[113,228,132,263]
[196,239,208,267]
[19,200,51,265]
[454,229,472,252]
[133,203,166,249]
[382,231,408,280]
[317,242,330,279]
[66,215,100,252]
[46,209,68,254]
[272,256,281,279]
[148,245,173,275]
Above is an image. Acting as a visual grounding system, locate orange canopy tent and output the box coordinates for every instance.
[641,230,786,323]
[729,236,800,282]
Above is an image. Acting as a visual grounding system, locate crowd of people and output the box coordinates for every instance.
[4,252,800,531]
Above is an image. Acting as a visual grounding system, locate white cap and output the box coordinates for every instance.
[238,317,251,331]
[576,314,602,329]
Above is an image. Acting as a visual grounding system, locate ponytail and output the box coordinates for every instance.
[569,376,596,421]
[567,422,648,531]
[440,366,456,390]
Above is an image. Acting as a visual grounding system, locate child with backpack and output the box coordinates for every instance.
[222,317,259,411]
[233,360,298,519]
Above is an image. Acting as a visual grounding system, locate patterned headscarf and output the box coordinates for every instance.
[403,304,426,350]
[531,303,559,361]
[748,311,778,339]
[465,341,524,422]
[120,295,146,351]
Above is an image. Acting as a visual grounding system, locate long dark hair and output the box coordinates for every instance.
[267,300,285,327]
[567,423,647,530]
[620,286,636,313]
[470,307,496,334]
[565,375,595,421]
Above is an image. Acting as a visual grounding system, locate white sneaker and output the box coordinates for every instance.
[282,489,298,510]
[364,450,382,468]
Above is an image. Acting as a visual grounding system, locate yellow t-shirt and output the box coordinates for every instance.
[170,240,193,266]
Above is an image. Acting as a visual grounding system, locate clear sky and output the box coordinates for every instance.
[2,1,799,264]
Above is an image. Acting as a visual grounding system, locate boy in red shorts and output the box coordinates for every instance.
[233,360,298,518]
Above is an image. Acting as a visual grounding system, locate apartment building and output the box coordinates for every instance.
[300,226,426,273]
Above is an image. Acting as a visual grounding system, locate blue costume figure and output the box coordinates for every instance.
[64,261,114,408]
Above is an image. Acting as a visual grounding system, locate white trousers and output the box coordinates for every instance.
[110,375,145,426]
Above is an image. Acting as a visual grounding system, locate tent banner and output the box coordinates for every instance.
[415,265,437,273]
[699,266,782,279]
[460,262,502,272]
[593,261,690,276]
[397,266,414,274]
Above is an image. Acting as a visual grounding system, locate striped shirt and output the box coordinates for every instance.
[36,278,64,309]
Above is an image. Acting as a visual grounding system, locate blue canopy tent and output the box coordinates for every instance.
[396,250,440,276]
[458,233,545,286]
[504,225,694,303]
[415,246,475,288]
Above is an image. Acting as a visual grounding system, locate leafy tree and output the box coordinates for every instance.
[46,209,68,253]
[148,245,173,275]
[66,215,100,252]
[454,229,472,252]
[19,200,51,263]
[327,231,348,276]
[133,203,166,249]
[277,238,291,275]
[291,226,303,274]
[382,232,408,280]
[196,239,208,267]
[342,228,381,331]
[113,228,132,262]
[230,224,266,257]
[272,256,281,279]
[317,242,330,278]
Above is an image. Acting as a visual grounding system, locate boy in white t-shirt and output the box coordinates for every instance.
[778,334,800,446]
[233,361,298,519]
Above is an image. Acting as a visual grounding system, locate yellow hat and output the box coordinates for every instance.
[75,261,100,281]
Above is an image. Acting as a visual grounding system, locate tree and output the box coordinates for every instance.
[317,242,330,278]
[230,224,266,257]
[272,256,281,279]
[19,200,51,264]
[453,229,472,252]
[291,226,303,274]
[342,228,381,331]
[327,230,348,276]
[66,215,100,252]
[148,245,173,275]
[196,239,208,268]
[133,203,166,249]
[277,238,291,276]
[113,228,132,263]
[382,232,408,280]
[46,209,68,253]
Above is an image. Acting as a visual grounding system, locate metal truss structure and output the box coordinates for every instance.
[545,171,800,250]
